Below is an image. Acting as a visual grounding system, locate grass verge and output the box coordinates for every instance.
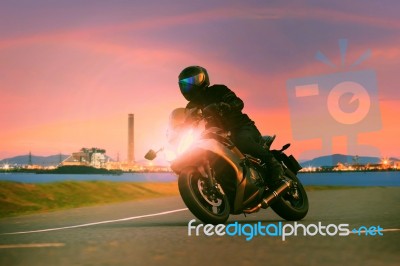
[0,181,361,218]
[0,181,179,218]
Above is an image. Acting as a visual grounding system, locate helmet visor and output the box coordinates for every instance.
[179,73,205,93]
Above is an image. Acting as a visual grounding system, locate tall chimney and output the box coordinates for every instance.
[128,114,135,164]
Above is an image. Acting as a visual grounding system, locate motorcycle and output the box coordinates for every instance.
[145,104,308,224]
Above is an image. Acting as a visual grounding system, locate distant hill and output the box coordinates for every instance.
[0,154,69,167]
[2,153,398,168]
[299,154,396,167]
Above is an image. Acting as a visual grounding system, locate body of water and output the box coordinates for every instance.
[0,171,399,186]
[297,171,400,186]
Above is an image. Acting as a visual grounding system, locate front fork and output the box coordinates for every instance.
[197,160,225,197]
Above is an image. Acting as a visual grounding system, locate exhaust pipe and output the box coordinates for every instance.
[261,179,292,209]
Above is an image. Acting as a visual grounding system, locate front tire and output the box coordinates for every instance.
[271,169,309,221]
[178,167,230,224]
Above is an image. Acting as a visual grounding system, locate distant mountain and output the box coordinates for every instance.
[0,154,69,167]
[300,154,385,167]
[2,153,398,168]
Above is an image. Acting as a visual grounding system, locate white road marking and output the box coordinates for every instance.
[382,229,400,232]
[1,208,188,235]
[0,243,65,249]
[350,228,400,234]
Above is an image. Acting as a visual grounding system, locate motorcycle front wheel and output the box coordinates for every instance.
[178,167,230,224]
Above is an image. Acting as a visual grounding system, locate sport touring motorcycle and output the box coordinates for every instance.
[145,104,308,224]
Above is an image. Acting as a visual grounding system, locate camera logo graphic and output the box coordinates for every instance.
[286,39,381,161]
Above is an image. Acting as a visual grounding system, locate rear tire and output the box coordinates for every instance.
[271,169,309,221]
[178,167,230,224]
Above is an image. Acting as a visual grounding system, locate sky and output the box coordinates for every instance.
[0,0,399,163]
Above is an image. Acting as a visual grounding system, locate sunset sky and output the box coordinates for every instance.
[1,0,399,163]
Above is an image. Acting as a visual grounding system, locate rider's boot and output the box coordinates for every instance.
[261,156,285,189]
[260,156,292,208]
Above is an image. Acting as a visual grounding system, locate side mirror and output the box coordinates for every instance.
[281,143,291,152]
[144,149,157,160]
[144,148,164,161]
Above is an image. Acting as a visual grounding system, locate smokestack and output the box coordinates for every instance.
[128,114,135,164]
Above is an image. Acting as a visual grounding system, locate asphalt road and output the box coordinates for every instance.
[0,187,399,266]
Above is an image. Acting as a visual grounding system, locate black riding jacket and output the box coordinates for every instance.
[186,84,254,130]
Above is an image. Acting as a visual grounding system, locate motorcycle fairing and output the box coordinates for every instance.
[170,138,264,214]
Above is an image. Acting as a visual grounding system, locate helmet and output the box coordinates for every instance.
[178,66,210,101]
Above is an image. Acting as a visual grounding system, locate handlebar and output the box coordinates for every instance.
[186,103,227,124]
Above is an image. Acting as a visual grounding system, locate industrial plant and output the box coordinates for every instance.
[62,148,107,168]
[0,113,170,173]
[59,113,168,172]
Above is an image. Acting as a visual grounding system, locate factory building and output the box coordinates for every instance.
[62,148,107,168]
[61,113,139,170]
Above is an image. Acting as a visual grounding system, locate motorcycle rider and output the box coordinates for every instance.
[178,65,285,188]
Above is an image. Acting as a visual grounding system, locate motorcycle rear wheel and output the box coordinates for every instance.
[178,167,230,224]
[270,169,309,221]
